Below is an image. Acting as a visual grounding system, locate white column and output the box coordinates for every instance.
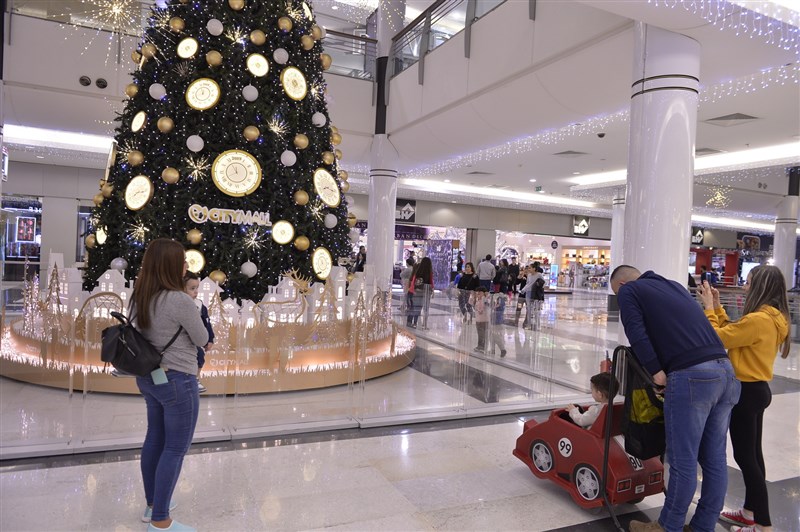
[624,23,700,283]
[773,195,798,289]
[610,189,625,278]
[366,134,398,291]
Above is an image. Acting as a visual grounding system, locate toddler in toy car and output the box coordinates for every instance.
[567,372,619,428]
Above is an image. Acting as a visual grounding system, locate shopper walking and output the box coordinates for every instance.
[698,265,789,532]
[611,265,740,532]
[493,258,510,294]
[132,239,210,532]
[457,262,479,323]
[399,257,415,312]
[508,256,520,295]
[352,245,366,273]
[476,254,495,291]
[407,257,433,329]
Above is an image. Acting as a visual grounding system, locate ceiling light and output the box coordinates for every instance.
[529,178,537,182]
[572,172,581,175]
[405,178,598,208]
[4,124,113,153]
[538,190,545,193]
[451,200,457,203]
[694,142,800,172]
[691,214,778,233]
[444,179,450,183]
[569,169,627,186]
[36,155,45,159]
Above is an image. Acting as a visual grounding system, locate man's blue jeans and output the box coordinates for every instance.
[137,370,199,522]
[659,358,740,532]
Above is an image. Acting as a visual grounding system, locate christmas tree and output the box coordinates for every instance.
[83,0,354,302]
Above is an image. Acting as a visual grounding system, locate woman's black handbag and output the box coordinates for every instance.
[101,311,182,377]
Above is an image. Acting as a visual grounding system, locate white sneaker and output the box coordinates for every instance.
[197,382,207,393]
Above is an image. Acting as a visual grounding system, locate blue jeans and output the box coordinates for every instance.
[659,358,741,532]
[137,370,199,522]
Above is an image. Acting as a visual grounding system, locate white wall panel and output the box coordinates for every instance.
[419,32,469,116]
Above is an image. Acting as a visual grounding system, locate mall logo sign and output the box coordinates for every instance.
[573,216,590,236]
[396,199,416,223]
[691,227,705,246]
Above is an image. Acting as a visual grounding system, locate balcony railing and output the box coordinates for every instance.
[390,0,505,78]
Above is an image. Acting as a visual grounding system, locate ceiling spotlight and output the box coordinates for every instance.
[529,178,537,182]
[444,179,450,183]
[451,200,457,203]
[573,172,581,175]
[538,190,545,194]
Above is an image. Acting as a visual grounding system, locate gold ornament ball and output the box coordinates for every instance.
[206,50,223,67]
[127,150,145,166]
[169,17,185,32]
[335,148,343,160]
[157,116,174,133]
[294,236,310,251]
[330,125,339,134]
[187,229,203,245]
[347,272,355,282]
[125,83,139,98]
[278,17,293,32]
[293,134,309,150]
[101,183,114,198]
[311,25,323,40]
[85,234,97,249]
[339,170,349,181]
[131,50,142,63]
[320,53,332,70]
[93,194,104,206]
[294,190,309,205]
[228,0,245,10]
[161,167,180,184]
[347,213,357,227]
[331,132,342,145]
[209,270,227,284]
[321,151,335,165]
[243,126,260,141]
[141,43,158,58]
[301,35,315,50]
[341,180,350,193]
[250,30,266,45]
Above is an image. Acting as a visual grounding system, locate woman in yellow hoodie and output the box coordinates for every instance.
[698,265,789,532]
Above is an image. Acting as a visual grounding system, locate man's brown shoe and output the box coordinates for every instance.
[629,520,664,532]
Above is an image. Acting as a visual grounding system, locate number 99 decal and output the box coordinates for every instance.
[558,437,573,457]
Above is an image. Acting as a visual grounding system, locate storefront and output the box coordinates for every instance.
[495,231,611,289]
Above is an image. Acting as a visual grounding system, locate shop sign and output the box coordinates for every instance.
[551,240,559,249]
[395,199,416,222]
[572,216,590,236]
[691,227,705,245]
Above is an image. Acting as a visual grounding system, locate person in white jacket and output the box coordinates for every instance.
[567,372,619,428]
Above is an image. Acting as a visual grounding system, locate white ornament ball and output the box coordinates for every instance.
[273,48,289,65]
[312,112,327,127]
[349,229,360,242]
[240,261,258,278]
[242,85,258,102]
[148,83,167,100]
[345,195,355,205]
[207,19,224,36]
[110,257,129,272]
[280,150,297,166]
[186,135,205,152]
[324,213,338,228]
[319,26,327,39]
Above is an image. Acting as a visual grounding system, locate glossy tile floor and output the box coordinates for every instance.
[1,289,799,531]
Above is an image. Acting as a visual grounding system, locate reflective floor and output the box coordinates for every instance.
[1,289,799,530]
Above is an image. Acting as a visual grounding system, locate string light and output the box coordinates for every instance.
[225,26,248,47]
[407,63,798,178]
[268,116,289,138]
[647,0,799,54]
[285,1,304,22]
[243,227,266,250]
[172,61,195,79]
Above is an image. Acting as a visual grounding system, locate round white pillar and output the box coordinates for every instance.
[624,23,700,283]
[773,195,798,288]
[366,134,399,291]
[610,189,626,279]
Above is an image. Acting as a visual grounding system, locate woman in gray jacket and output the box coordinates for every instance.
[132,239,209,532]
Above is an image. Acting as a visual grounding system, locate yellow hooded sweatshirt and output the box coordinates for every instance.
[705,305,788,382]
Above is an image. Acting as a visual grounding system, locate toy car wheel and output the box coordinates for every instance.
[530,440,554,473]
[573,464,601,501]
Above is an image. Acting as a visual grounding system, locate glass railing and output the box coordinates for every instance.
[390,0,506,77]
[321,29,378,81]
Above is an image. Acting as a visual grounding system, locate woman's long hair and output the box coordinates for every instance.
[415,257,433,283]
[132,239,186,329]
[743,265,790,358]
[463,262,475,275]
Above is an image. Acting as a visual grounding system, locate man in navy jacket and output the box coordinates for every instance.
[611,266,740,532]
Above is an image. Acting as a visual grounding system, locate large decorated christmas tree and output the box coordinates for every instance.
[83,0,354,302]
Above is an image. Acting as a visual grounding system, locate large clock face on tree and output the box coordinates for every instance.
[313,168,340,207]
[281,66,307,101]
[124,175,154,210]
[211,150,262,196]
[185,78,221,110]
[312,247,333,279]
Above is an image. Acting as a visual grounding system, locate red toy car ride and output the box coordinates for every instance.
[513,403,664,509]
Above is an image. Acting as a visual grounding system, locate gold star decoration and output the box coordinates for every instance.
[185,155,211,180]
[127,222,150,242]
